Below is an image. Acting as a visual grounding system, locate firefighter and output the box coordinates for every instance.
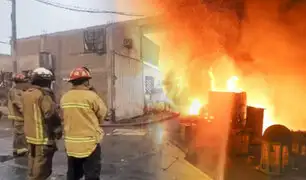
[81,66,111,121]
[7,73,29,156]
[23,67,62,180]
[60,67,107,180]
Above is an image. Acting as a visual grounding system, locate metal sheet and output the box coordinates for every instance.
[114,53,144,120]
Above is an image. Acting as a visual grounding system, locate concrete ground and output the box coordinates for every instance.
[0,113,305,180]
[0,115,211,180]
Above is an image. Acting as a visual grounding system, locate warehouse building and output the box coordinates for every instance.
[0,17,163,120]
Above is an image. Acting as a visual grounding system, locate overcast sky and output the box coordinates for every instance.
[0,0,150,54]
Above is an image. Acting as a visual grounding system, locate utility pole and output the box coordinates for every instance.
[40,33,46,52]
[11,0,17,73]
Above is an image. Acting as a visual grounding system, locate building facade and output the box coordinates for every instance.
[0,54,13,72]
[7,18,160,120]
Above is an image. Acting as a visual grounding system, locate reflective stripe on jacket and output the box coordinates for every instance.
[7,87,24,121]
[23,86,58,145]
[8,115,23,121]
[60,85,107,158]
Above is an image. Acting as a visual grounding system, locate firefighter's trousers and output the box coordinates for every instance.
[13,120,28,155]
[28,143,57,180]
[67,144,101,180]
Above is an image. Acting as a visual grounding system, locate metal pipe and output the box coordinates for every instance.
[113,50,142,62]
[140,26,145,114]
[11,0,17,73]
[110,50,116,122]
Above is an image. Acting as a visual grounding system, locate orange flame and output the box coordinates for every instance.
[188,98,203,115]
[226,76,241,92]
[139,0,306,132]
[210,68,274,132]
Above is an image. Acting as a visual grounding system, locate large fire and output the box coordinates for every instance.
[141,0,306,132]
[209,70,274,131]
[187,65,274,132]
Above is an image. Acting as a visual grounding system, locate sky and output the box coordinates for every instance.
[0,0,150,54]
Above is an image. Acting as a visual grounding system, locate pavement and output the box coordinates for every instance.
[0,107,8,119]
[102,112,180,127]
[0,108,304,180]
[0,113,212,180]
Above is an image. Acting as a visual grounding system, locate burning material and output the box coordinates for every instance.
[136,0,306,178]
[208,91,247,129]
[141,0,306,132]
[226,76,240,92]
[260,125,292,176]
[291,131,306,171]
[188,99,203,115]
[292,131,306,156]
[246,106,264,141]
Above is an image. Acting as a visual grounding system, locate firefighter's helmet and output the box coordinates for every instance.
[81,66,91,73]
[12,73,27,83]
[31,67,54,82]
[68,67,92,82]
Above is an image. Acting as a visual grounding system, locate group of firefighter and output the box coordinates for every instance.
[7,66,106,180]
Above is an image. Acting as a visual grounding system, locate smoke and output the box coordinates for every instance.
[143,0,306,130]
[232,0,306,131]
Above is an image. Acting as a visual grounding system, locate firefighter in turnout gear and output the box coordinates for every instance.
[61,67,107,180]
[23,67,62,180]
[7,73,29,156]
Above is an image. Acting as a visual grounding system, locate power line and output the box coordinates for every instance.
[31,0,145,17]
[0,41,10,45]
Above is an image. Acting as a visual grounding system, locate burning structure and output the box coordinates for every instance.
[179,90,306,179]
[144,0,306,131]
[136,0,306,178]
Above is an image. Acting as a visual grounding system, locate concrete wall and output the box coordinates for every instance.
[109,23,145,119]
[14,20,146,119]
[16,25,109,104]
[0,55,13,72]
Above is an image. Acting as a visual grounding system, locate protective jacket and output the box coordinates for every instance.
[7,83,29,121]
[23,85,62,145]
[60,85,107,158]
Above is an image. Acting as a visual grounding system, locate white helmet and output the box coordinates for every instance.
[31,67,54,82]
[33,67,53,75]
